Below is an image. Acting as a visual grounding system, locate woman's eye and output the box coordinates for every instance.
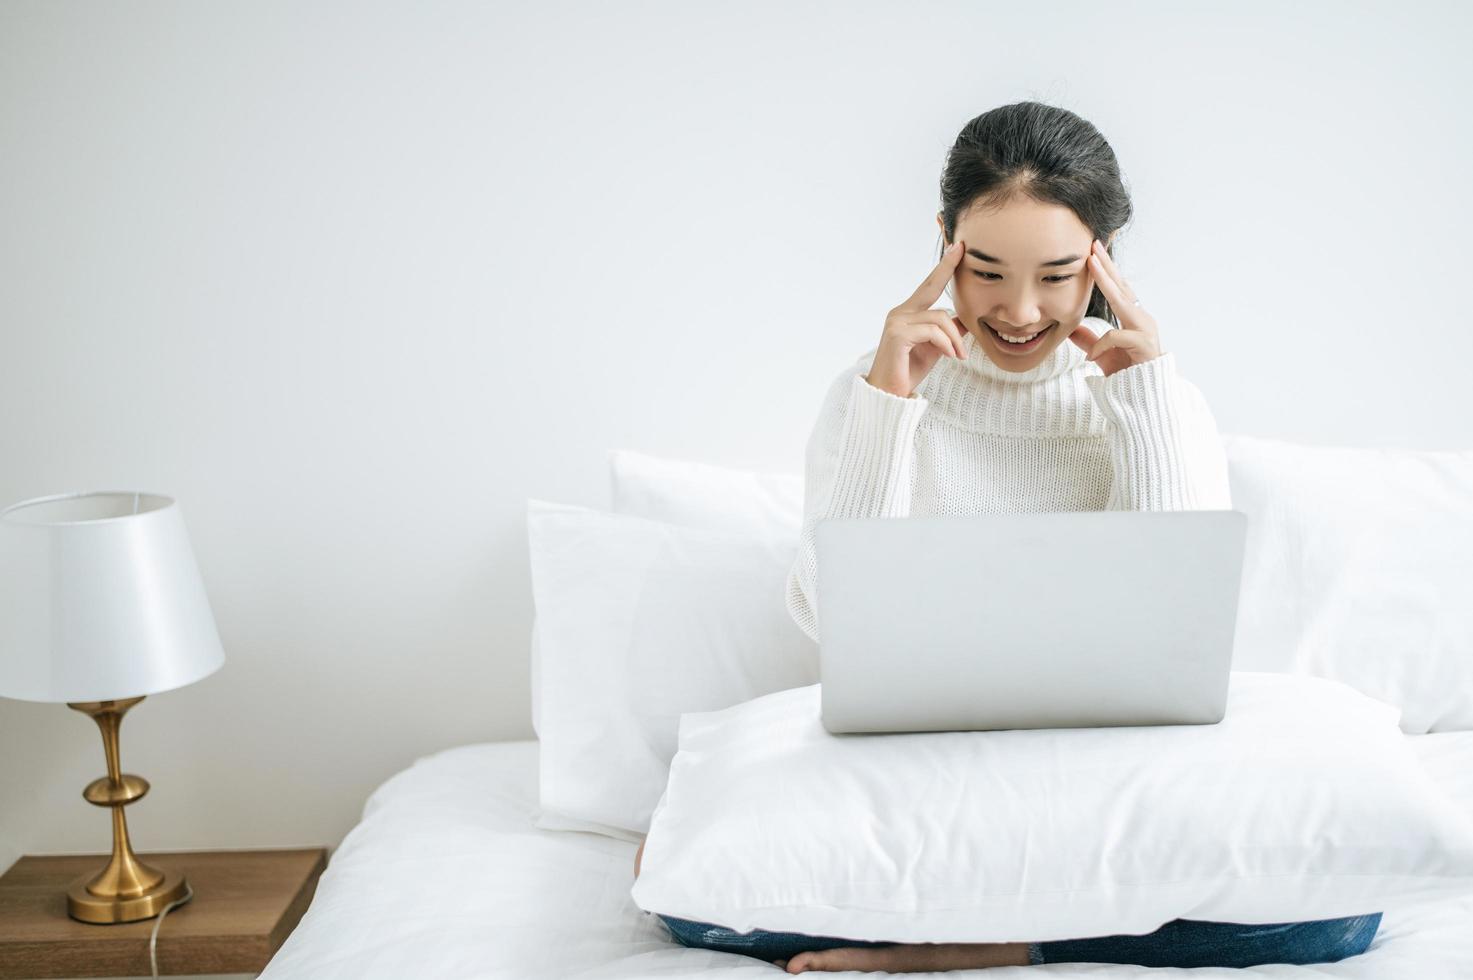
[972,272,1075,284]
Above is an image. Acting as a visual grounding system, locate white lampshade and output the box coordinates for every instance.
[0,490,226,703]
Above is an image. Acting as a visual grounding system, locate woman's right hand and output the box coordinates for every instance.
[864,239,971,399]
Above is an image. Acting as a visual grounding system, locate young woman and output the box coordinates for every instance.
[636,100,1383,973]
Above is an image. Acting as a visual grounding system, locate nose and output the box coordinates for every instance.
[990,288,1043,328]
[992,309,1044,331]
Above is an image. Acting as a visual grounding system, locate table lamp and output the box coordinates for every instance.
[0,490,226,924]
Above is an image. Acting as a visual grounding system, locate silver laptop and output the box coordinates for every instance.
[814,510,1248,735]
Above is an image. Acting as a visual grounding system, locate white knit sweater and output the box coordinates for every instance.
[784,316,1233,645]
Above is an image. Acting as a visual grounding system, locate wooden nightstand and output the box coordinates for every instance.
[0,847,328,979]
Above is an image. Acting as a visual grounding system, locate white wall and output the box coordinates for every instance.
[2,0,1469,888]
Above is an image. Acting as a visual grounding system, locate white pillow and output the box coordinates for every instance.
[631,672,1473,944]
[529,452,806,841]
[1223,434,1473,733]
[608,448,803,545]
[527,498,817,839]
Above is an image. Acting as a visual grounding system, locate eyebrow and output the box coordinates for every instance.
[965,247,1083,268]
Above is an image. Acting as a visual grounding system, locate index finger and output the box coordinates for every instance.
[898,239,965,312]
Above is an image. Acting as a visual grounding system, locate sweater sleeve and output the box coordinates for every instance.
[784,369,930,645]
[1083,352,1233,511]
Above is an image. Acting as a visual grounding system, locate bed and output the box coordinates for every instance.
[260,440,1473,977]
[257,733,1473,979]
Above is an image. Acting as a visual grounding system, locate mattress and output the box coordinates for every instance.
[258,734,1473,979]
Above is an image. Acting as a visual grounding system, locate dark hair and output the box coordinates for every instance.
[938,101,1132,328]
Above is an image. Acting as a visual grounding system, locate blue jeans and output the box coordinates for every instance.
[656,911,1382,968]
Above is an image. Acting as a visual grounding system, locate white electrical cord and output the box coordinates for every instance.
[149,882,195,977]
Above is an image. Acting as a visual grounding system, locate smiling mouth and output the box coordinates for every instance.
[983,320,1056,349]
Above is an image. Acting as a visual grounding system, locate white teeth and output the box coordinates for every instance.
[998,328,1042,343]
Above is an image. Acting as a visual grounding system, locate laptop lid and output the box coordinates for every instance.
[814,510,1248,735]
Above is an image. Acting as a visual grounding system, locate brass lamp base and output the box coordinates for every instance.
[64,696,193,924]
[67,864,191,924]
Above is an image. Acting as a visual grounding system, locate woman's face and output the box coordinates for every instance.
[938,197,1111,372]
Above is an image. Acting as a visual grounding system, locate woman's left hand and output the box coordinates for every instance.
[1067,238,1164,377]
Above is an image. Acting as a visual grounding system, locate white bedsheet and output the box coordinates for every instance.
[258,735,1473,979]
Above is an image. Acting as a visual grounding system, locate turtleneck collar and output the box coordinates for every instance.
[955,316,1099,384]
[906,316,1118,437]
